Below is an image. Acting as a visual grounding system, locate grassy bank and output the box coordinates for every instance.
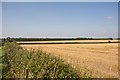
[2,42,81,79]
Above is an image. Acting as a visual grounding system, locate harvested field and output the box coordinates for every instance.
[17,40,119,44]
[21,42,118,78]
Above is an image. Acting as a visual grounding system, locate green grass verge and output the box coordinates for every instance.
[0,47,2,78]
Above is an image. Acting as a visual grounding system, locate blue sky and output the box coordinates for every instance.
[1,0,120,2]
[0,2,2,38]
[2,2,118,38]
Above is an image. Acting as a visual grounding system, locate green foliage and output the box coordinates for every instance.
[1,37,113,42]
[1,37,15,46]
[0,48,2,78]
[2,42,80,79]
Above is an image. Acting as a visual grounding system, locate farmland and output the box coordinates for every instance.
[17,40,119,44]
[21,40,119,78]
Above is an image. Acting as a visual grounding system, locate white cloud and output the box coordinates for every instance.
[106,16,113,19]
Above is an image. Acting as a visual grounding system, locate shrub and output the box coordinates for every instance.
[2,42,80,79]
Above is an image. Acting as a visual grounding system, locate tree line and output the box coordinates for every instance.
[0,37,116,46]
[1,37,114,41]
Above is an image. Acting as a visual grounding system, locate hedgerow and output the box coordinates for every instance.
[2,42,80,79]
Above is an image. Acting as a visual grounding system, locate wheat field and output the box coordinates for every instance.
[21,41,118,78]
[17,40,119,43]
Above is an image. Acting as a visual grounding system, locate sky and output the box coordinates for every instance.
[0,2,2,38]
[1,0,120,2]
[1,2,118,38]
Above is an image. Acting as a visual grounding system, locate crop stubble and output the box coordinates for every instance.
[21,41,118,78]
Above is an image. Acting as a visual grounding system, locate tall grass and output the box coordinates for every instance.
[2,42,80,79]
[0,48,2,78]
